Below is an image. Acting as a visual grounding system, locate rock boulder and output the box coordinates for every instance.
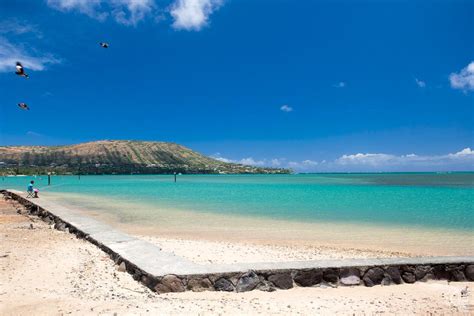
[236,271,260,292]
[385,267,402,284]
[340,268,361,286]
[268,273,293,289]
[154,275,185,294]
[187,277,214,292]
[363,267,385,287]
[293,269,323,287]
[465,265,474,281]
[214,278,235,292]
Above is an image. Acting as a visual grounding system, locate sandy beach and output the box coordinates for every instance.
[1,197,473,315]
[136,235,406,265]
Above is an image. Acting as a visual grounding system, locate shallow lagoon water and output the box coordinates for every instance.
[4,173,474,255]
[3,173,473,231]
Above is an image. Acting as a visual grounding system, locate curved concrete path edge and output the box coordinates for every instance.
[3,189,474,294]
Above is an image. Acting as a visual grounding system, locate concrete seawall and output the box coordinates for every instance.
[3,189,474,294]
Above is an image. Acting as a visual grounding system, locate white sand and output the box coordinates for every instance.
[137,235,406,264]
[1,197,473,315]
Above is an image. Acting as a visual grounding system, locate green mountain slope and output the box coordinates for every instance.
[0,140,290,175]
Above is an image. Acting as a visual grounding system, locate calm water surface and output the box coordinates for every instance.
[2,173,473,231]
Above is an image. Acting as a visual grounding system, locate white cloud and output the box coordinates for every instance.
[415,78,426,88]
[448,147,474,158]
[213,156,232,163]
[47,0,105,19]
[0,37,60,73]
[212,153,321,172]
[449,61,474,91]
[212,154,282,168]
[336,153,395,166]
[112,0,154,25]
[47,0,224,30]
[270,158,282,167]
[212,148,474,172]
[26,131,43,137]
[333,81,346,88]
[334,148,474,171]
[280,105,293,112]
[239,157,265,166]
[287,160,319,172]
[0,19,43,38]
[170,0,222,31]
[46,0,154,25]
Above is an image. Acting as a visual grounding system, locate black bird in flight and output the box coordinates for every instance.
[99,42,109,48]
[18,103,30,110]
[15,62,29,78]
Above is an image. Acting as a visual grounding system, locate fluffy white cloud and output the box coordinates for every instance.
[0,37,60,73]
[280,105,293,112]
[336,153,396,166]
[170,0,222,31]
[238,157,265,166]
[288,160,319,172]
[212,154,321,172]
[212,154,283,168]
[335,148,474,170]
[47,0,154,25]
[213,156,233,163]
[113,0,154,25]
[47,0,105,19]
[212,148,474,172]
[47,0,225,30]
[415,78,426,88]
[449,61,474,91]
[448,147,474,158]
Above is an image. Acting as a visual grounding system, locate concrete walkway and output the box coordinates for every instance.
[7,189,207,276]
[4,189,474,293]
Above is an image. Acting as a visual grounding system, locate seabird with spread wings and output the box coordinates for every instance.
[15,62,29,79]
[18,103,30,110]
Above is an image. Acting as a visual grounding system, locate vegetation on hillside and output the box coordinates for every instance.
[0,140,290,175]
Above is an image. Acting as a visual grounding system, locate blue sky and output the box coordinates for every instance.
[0,0,473,172]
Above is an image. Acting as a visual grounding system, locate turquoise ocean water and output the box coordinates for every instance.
[2,173,473,232]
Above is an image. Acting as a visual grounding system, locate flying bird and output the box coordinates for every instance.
[18,103,29,110]
[99,42,109,48]
[15,62,29,78]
